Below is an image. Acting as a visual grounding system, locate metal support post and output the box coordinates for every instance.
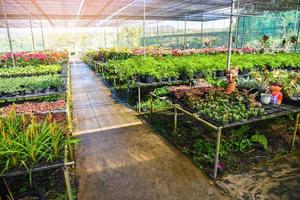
[1,0,16,67]
[138,85,141,113]
[29,19,36,51]
[295,0,300,52]
[150,94,153,122]
[143,0,146,57]
[116,15,119,48]
[184,15,187,49]
[201,21,204,46]
[40,20,46,50]
[226,0,235,70]
[156,20,159,46]
[173,106,178,142]
[235,1,240,50]
[104,22,107,48]
[213,128,222,179]
[291,113,300,151]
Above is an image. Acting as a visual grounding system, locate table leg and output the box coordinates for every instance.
[150,94,153,121]
[291,112,300,151]
[174,106,178,142]
[213,128,222,180]
[138,85,141,113]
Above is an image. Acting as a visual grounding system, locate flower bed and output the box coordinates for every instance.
[0,99,66,114]
[0,51,68,67]
[83,47,257,63]
[0,64,62,78]
[0,75,65,98]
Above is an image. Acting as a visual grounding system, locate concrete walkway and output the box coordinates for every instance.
[71,59,229,200]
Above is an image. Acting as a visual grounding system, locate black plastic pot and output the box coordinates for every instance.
[194,71,204,79]
[179,74,188,81]
[266,66,273,72]
[285,66,293,71]
[135,75,141,82]
[171,77,178,81]
[142,76,154,84]
[215,70,225,77]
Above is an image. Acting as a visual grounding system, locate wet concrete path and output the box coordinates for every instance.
[71,59,229,200]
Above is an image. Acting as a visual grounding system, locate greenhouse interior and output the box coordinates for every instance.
[0,0,300,199]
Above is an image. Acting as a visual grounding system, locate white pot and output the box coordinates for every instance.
[260,93,271,104]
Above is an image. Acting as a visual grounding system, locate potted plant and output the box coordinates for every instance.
[260,93,271,104]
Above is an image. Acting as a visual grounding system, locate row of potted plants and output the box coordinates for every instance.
[0,75,65,97]
[83,46,257,63]
[157,85,264,125]
[237,70,300,100]
[0,64,62,78]
[0,51,69,67]
[105,53,300,83]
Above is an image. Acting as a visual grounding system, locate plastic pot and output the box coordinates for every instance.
[142,76,154,84]
[215,70,225,77]
[194,71,204,79]
[260,93,271,105]
[179,74,188,81]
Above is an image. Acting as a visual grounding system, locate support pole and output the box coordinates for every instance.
[201,21,204,46]
[235,1,240,49]
[295,21,300,52]
[173,106,178,142]
[226,0,235,70]
[291,113,300,151]
[40,20,46,50]
[184,14,187,49]
[295,0,300,52]
[143,0,146,57]
[138,85,141,113]
[156,20,159,46]
[213,128,222,179]
[150,94,153,122]
[1,0,16,68]
[104,22,107,48]
[116,15,119,48]
[29,19,36,51]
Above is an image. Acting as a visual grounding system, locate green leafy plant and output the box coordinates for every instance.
[251,132,268,150]
[0,108,78,175]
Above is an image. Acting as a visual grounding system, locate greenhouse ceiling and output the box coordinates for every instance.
[0,0,299,28]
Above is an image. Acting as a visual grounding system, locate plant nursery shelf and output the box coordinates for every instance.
[150,93,300,180]
[1,161,75,178]
[0,91,66,101]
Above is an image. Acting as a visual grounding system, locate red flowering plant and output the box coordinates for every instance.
[0,51,68,67]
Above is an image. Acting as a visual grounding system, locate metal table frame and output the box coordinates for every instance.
[150,93,300,180]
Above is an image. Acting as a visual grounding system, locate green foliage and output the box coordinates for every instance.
[106,53,300,81]
[192,138,227,168]
[251,132,268,150]
[0,75,65,97]
[0,109,78,174]
[193,91,264,124]
[139,99,171,112]
[0,65,62,78]
[153,86,169,96]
